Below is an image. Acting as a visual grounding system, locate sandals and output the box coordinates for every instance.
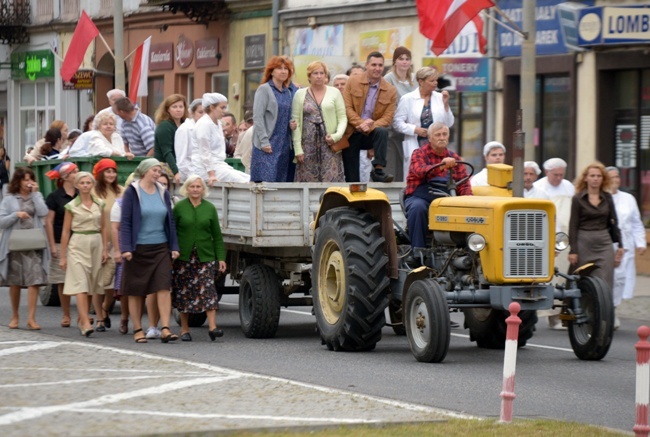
[95,321,106,332]
[61,315,71,328]
[119,319,129,335]
[160,326,178,343]
[133,328,148,343]
[102,306,111,329]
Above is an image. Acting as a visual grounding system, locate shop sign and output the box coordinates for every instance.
[422,57,489,93]
[176,35,194,69]
[578,6,650,46]
[196,38,220,68]
[150,43,173,71]
[359,27,413,62]
[497,0,594,57]
[294,25,344,57]
[425,22,484,58]
[62,69,94,90]
[244,34,266,69]
[11,50,55,81]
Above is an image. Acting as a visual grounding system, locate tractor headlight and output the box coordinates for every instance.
[555,232,569,251]
[467,233,486,252]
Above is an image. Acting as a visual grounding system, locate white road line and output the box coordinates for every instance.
[0,376,239,425]
[68,408,381,424]
[220,303,314,317]
[0,374,215,389]
[0,342,61,356]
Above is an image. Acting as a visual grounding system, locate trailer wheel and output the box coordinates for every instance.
[312,207,389,352]
[39,284,60,307]
[404,279,450,363]
[239,264,281,338]
[463,307,538,349]
[172,309,207,328]
[568,276,614,360]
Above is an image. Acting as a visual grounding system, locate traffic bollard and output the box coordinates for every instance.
[499,302,522,423]
[634,325,650,437]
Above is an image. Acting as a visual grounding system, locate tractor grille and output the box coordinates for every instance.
[504,210,548,278]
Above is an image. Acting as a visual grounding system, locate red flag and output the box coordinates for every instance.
[128,37,152,103]
[417,0,494,56]
[60,10,100,82]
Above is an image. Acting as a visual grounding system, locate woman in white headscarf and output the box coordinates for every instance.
[190,93,250,185]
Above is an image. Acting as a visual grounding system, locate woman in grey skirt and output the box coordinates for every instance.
[568,161,624,289]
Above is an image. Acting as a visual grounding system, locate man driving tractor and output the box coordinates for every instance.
[404,122,473,253]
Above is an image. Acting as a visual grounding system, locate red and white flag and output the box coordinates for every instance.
[417,0,495,56]
[128,36,152,103]
[60,10,100,82]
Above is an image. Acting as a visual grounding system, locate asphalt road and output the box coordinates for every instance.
[1,290,646,434]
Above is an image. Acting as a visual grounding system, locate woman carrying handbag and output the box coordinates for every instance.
[0,167,49,330]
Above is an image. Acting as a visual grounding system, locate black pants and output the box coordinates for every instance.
[342,127,389,182]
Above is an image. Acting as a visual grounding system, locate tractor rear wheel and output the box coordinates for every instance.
[312,207,390,352]
[463,307,538,349]
[568,276,614,360]
[404,279,450,363]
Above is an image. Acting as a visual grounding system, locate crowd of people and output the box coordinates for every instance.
[3,45,646,336]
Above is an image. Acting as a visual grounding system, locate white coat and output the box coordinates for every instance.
[174,117,196,182]
[393,88,454,177]
[612,190,647,305]
[191,114,250,184]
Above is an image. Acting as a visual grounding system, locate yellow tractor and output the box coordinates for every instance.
[312,163,614,362]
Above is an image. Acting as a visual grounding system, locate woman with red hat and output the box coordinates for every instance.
[91,158,125,333]
[45,162,79,328]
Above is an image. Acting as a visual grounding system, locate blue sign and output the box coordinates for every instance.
[578,6,650,46]
[497,0,594,57]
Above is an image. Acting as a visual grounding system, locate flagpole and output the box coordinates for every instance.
[481,11,525,38]
[97,32,115,59]
[124,46,139,62]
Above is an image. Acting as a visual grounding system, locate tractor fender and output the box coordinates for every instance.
[314,188,398,279]
[402,266,438,305]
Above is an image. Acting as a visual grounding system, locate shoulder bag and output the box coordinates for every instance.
[309,89,350,153]
[8,229,47,252]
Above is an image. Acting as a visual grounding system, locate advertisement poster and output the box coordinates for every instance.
[294,25,344,57]
[359,27,412,62]
[421,57,489,93]
[293,55,351,87]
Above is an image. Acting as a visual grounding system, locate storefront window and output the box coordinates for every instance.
[613,69,650,226]
[146,77,164,118]
[534,75,571,170]
[19,81,54,152]
[457,92,485,171]
[243,70,263,114]
[211,73,228,96]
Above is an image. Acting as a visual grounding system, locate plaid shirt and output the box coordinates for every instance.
[405,144,472,196]
[121,110,156,156]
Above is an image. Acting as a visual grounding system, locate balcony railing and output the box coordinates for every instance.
[0,0,30,44]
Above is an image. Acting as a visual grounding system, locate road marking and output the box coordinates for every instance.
[0,342,61,356]
[68,407,382,424]
[0,376,239,425]
[220,302,314,317]
[0,374,216,389]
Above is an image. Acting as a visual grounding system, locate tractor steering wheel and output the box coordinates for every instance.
[425,161,475,197]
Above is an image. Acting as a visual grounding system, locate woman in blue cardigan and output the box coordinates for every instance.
[291,61,347,182]
[120,158,179,343]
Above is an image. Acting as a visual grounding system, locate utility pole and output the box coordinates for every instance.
[513,0,536,197]
[114,0,125,90]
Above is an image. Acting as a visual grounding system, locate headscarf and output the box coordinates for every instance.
[189,98,203,112]
[202,93,227,107]
[524,161,541,175]
[133,158,162,180]
[483,141,506,157]
[45,162,78,181]
[93,158,117,179]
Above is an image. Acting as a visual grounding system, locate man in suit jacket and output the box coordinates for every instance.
[342,52,397,182]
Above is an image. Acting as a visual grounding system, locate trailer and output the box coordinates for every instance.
[206,181,406,338]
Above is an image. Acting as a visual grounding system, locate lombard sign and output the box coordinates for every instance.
[11,50,55,81]
[497,0,594,57]
[244,34,266,69]
[422,57,489,92]
[578,6,650,46]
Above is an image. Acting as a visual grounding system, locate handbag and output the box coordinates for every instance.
[8,229,47,252]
